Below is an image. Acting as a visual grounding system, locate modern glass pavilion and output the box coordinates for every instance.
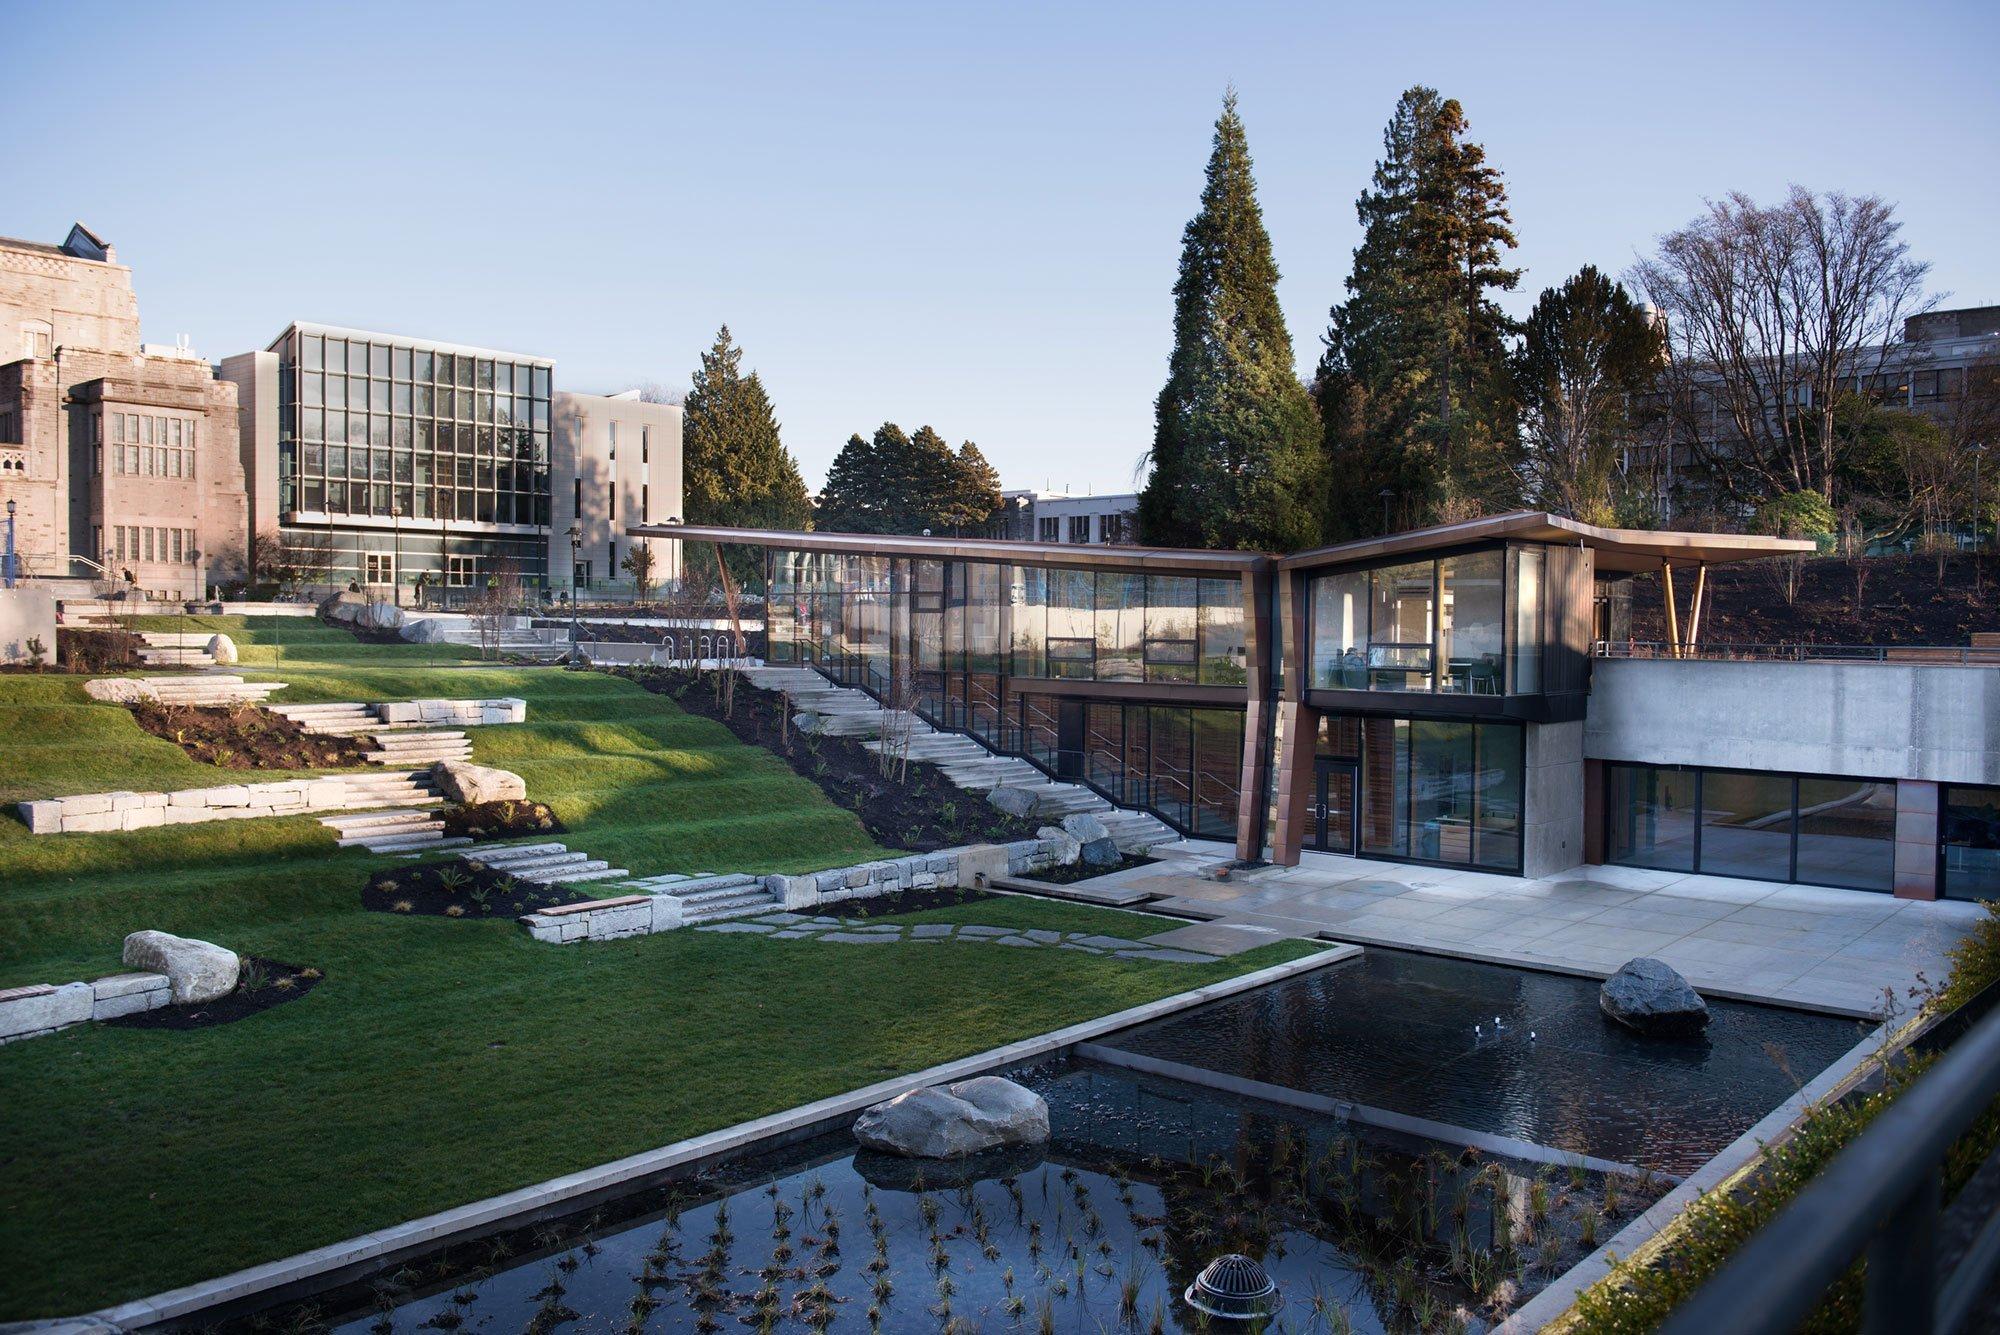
[631,515,1818,877]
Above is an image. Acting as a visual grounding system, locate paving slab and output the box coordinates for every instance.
[993,936,1041,947]
[821,931,899,944]
[1141,921,1284,957]
[695,922,776,934]
[910,924,956,938]
[1074,934,1144,950]
[955,925,1012,938]
[1114,947,1219,963]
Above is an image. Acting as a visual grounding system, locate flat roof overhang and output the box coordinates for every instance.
[1278,510,1816,575]
[624,523,1273,576]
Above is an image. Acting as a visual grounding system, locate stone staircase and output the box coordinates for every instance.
[461,841,630,887]
[96,674,287,708]
[269,702,475,765]
[136,631,216,668]
[319,809,470,854]
[741,665,1178,854]
[624,872,779,924]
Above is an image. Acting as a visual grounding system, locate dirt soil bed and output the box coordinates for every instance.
[103,957,322,1031]
[1032,852,1156,885]
[832,884,997,917]
[441,799,563,843]
[616,666,1043,853]
[131,702,378,770]
[362,862,603,919]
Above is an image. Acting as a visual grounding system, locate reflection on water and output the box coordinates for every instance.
[276,1064,1638,1335]
[1107,948,1866,1174]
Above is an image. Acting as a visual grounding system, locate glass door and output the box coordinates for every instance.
[1313,757,1357,854]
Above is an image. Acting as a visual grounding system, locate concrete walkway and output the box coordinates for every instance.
[1113,843,1987,1018]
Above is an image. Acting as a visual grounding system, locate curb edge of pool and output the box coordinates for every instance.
[83,942,1363,1332]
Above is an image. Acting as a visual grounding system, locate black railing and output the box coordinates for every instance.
[1660,1003,2000,1335]
[1597,641,2000,665]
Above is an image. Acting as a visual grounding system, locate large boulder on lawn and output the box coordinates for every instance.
[205,633,237,665]
[360,601,404,630]
[84,678,148,705]
[122,930,239,1005]
[986,786,1041,819]
[431,759,527,805]
[400,618,452,643]
[1037,825,1081,866]
[1060,812,1110,844]
[1600,957,1710,1037]
[853,1076,1051,1158]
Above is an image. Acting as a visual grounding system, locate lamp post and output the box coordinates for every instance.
[1378,487,1396,536]
[4,498,15,590]
[390,501,404,609]
[1972,442,1987,597]
[566,521,581,652]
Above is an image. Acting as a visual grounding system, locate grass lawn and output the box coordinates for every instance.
[0,621,1319,1317]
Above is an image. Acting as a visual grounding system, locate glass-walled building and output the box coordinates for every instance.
[226,322,555,595]
[763,540,1265,843]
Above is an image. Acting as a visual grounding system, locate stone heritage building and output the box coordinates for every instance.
[0,225,247,600]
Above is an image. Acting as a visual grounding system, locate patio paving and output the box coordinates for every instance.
[1133,843,1987,1019]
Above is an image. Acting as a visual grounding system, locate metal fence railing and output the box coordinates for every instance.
[1597,641,2000,666]
[1660,1002,2000,1335]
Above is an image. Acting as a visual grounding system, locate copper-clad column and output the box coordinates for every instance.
[1268,566,1316,866]
[1234,563,1276,862]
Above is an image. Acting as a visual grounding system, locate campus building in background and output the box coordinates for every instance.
[638,513,2000,901]
[989,489,1140,545]
[224,325,683,599]
[0,224,248,600]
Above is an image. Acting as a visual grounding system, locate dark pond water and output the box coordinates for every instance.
[276,1061,1624,1335]
[1107,948,1869,1175]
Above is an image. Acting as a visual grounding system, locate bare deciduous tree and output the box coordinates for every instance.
[1631,187,1934,510]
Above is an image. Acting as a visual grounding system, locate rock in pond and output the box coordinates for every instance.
[1600,956,1710,1037]
[853,1075,1051,1158]
[122,930,240,1005]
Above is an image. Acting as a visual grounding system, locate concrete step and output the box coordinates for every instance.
[478,851,594,877]
[320,810,438,833]
[554,867,633,885]
[509,860,615,885]
[655,873,763,898]
[469,841,570,864]
[341,830,466,852]
[684,894,778,922]
[364,747,471,765]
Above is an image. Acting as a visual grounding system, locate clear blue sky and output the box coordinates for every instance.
[7,0,1995,494]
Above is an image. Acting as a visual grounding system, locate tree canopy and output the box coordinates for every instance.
[815,423,1001,535]
[1138,91,1324,551]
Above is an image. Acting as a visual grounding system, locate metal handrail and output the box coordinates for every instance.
[1660,1003,2000,1335]
[1598,640,2000,665]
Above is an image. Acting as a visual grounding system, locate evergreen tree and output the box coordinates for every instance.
[681,326,813,585]
[1138,91,1324,551]
[1319,87,1521,538]
[815,428,896,533]
[949,441,1003,532]
[1513,266,1663,523]
[816,423,1005,536]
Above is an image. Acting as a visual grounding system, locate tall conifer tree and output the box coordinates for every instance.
[681,326,812,584]
[1139,92,1323,551]
[1318,87,1521,538]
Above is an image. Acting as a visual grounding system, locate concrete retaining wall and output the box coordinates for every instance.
[0,971,170,1044]
[1586,658,2000,785]
[20,776,371,834]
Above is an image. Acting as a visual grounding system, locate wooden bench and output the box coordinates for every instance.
[529,894,649,919]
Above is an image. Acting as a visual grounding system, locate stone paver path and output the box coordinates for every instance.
[693,913,1222,962]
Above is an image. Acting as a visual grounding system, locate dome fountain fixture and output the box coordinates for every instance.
[1184,1252,1281,1321]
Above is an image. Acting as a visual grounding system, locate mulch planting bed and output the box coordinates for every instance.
[131,702,378,769]
[616,667,1044,853]
[103,957,322,1031]
[441,799,564,843]
[1032,853,1155,885]
[362,863,601,920]
[834,884,997,917]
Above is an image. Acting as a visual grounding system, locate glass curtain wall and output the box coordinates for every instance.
[1606,763,1896,892]
[1942,786,2000,901]
[1308,545,1541,697]
[763,549,1249,840]
[1319,713,1522,871]
[276,328,553,586]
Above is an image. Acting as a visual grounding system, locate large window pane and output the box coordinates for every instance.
[1149,706,1192,831]
[1310,571,1367,689]
[1943,786,2000,901]
[1608,763,1698,872]
[1008,566,1045,678]
[1794,778,1895,892]
[1192,708,1243,838]
[1410,720,1477,863]
[965,562,1002,674]
[1047,569,1094,679]
[1360,718,1409,857]
[1512,546,1544,693]
[1440,550,1504,695]
[1144,576,1198,683]
[1369,561,1434,690]
[1198,578,1246,685]
[1475,723,1523,869]
[1701,771,1796,881]
[1095,572,1145,682]
[1085,702,1127,800]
